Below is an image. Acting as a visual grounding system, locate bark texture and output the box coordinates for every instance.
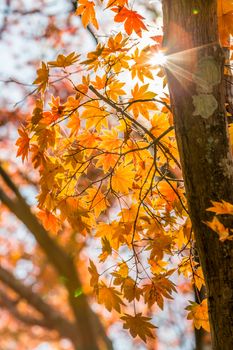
[162,1,233,349]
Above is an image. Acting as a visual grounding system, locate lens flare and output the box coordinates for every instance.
[150,51,167,66]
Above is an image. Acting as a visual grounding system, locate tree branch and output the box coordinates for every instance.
[0,169,113,350]
[0,266,79,342]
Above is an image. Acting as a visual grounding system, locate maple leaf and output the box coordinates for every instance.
[37,210,61,234]
[218,0,233,46]
[83,187,108,218]
[186,299,210,332]
[98,237,112,262]
[99,129,122,151]
[88,260,99,287]
[117,262,128,278]
[111,162,135,194]
[33,62,49,92]
[106,80,126,102]
[81,43,104,71]
[80,100,109,132]
[97,283,125,312]
[112,7,147,37]
[16,127,30,162]
[96,153,119,173]
[193,266,205,291]
[206,200,233,215]
[131,48,153,82]
[36,127,56,151]
[121,277,141,302]
[121,313,156,342]
[143,273,176,309]
[67,112,80,135]
[48,52,80,67]
[128,83,157,119]
[106,0,128,8]
[204,216,233,242]
[76,0,99,29]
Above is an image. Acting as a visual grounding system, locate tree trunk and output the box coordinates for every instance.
[162,1,233,349]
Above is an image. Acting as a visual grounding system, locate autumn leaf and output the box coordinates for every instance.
[37,210,61,234]
[48,52,80,67]
[186,299,210,332]
[76,0,99,29]
[206,200,233,215]
[16,127,30,162]
[193,266,205,291]
[97,283,125,312]
[112,7,147,37]
[83,187,108,218]
[106,80,126,102]
[67,112,80,135]
[218,0,233,46]
[98,237,112,262]
[131,48,153,82]
[88,260,99,287]
[106,0,128,8]
[96,153,119,173]
[204,216,233,242]
[143,274,176,309]
[33,62,49,92]
[111,162,135,194]
[121,313,156,342]
[99,129,122,151]
[128,83,157,119]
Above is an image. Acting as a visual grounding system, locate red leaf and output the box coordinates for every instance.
[112,7,147,37]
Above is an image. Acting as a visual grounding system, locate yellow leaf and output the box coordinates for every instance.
[16,127,30,162]
[83,187,108,218]
[33,62,49,92]
[76,0,99,29]
[81,100,109,131]
[48,52,80,67]
[96,153,119,173]
[117,262,128,278]
[88,260,99,287]
[204,216,231,242]
[128,83,157,119]
[206,200,233,215]
[111,163,135,194]
[186,299,210,332]
[99,129,122,151]
[193,266,205,291]
[37,210,61,234]
[97,283,124,312]
[121,313,156,343]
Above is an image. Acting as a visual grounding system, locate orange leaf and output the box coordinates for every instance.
[97,283,124,312]
[16,127,30,162]
[88,260,99,287]
[37,210,61,234]
[204,216,232,242]
[33,62,49,92]
[111,163,135,194]
[48,52,80,67]
[112,7,147,37]
[121,313,156,343]
[76,0,99,29]
[206,200,233,215]
[186,299,210,332]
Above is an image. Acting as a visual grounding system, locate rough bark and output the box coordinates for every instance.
[162,1,233,349]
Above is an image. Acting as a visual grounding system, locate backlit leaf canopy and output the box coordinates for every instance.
[16,0,233,343]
